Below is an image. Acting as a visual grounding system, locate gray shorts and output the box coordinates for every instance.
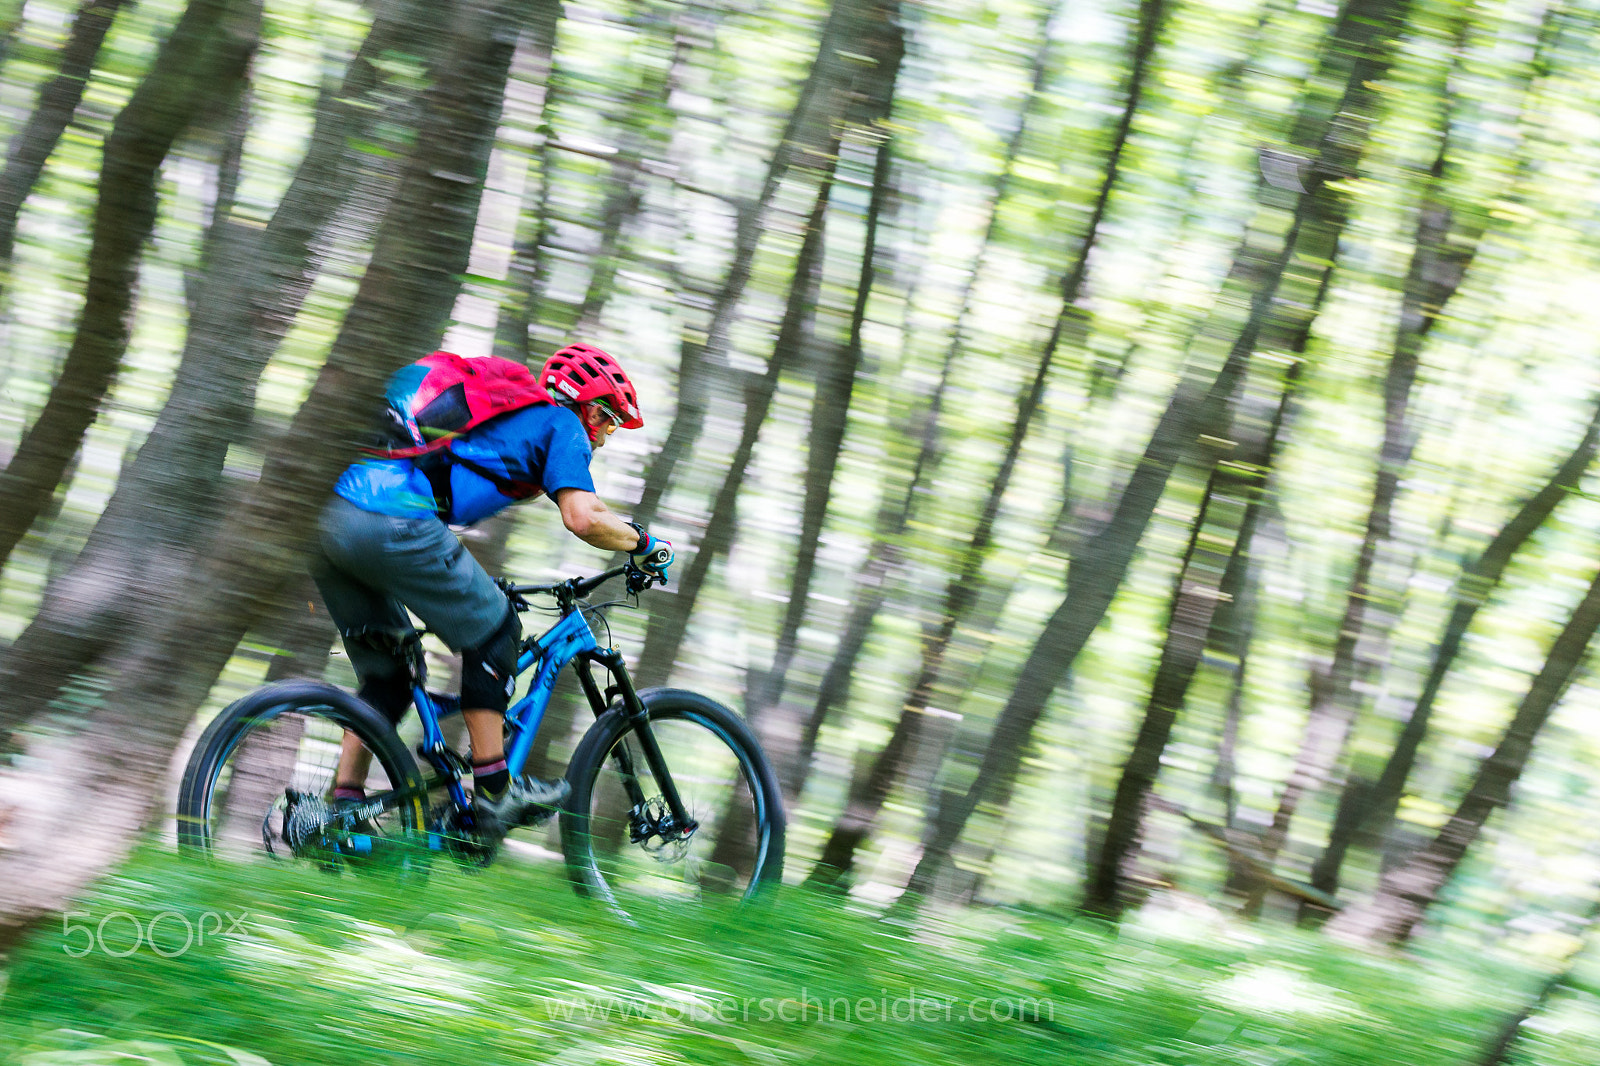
[311,495,509,682]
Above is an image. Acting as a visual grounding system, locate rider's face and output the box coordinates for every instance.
[582,403,618,448]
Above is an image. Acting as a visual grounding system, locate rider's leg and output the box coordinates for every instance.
[418,582,567,835]
[317,502,510,794]
[451,608,568,833]
[316,498,565,830]
[463,710,505,784]
[311,500,417,797]
[335,671,412,795]
[458,609,521,796]
[336,734,374,797]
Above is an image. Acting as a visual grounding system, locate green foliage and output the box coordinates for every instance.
[4,0,1600,1022]
[0,848,1586,1066]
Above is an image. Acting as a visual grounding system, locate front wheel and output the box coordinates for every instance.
[561,688,786,913]
[177,680,429,869]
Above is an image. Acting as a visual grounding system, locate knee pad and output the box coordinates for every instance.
[356,671,413,725]
[460,609,522,712]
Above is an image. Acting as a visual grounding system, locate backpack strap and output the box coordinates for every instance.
[418,454,455,517]
[418,445,540,520]
[445,449,540,501]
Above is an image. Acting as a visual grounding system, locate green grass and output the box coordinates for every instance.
[0,846,1595,1066]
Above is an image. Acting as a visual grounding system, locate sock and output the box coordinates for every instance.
[334,785,366,801]
[473,758,510,800]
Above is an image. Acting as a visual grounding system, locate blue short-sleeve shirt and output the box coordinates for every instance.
[334,403,595,526]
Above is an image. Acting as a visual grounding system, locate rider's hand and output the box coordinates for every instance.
[635,534,673,576]
[628,523,673,582]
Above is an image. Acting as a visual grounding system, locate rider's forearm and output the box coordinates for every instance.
[556,488,650,553]
[576,511,644,553]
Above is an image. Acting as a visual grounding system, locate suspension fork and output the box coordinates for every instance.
[577,650,696,835]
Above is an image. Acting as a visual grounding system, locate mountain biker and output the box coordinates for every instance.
[310,342,673,842]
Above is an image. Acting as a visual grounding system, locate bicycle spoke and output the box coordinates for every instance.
[563,691,785,913]
[179,683,429,875]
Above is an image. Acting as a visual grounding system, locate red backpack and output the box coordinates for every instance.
[369,351,552,458]
[365,352,554,511]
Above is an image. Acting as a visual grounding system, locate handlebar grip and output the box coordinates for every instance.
[643,546,672,568]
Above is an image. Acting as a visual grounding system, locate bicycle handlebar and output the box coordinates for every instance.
[504,559,660,608]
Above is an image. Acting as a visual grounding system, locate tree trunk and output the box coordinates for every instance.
[1043,0,1273,556]
[0,0,132,280]
[1083,362,1296,915]
[1153,314,1305,911]
[783,1,1059,841]
[633,140,838,686]
[570,0,700,336]
[1328,559,1600,944]
[788,545,895,802]
[1176,0,1415,912]
[628,0,898,533]
[1210,492,1265,837]
[744,138,891,737]
[807,299,1059,884]
[1206,374,1295,880]
[0,0,529,952]
[1263,43,1474,912]
[491,0,561,362]
[789,309,947,809]
[743,14,904,733]
[903,0,1415,905]
[1307,6,1567,904]
[0,2,24,78]
[631,0,904,683]
[0,0,260,573]
[0,0,455,742]
[812,0,1170,893]
[705,142,898,888]
[904,340,1251,903]
[259,573,338,684]
[1326,396,1600,869]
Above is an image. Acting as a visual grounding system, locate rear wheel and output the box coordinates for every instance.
[561,688,785,914]
[177,680,428,870]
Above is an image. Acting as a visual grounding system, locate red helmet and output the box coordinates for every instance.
[539,343,644,444]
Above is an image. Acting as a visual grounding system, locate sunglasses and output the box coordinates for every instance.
[590,397,628,429]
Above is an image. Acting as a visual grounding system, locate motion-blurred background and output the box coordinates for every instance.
[1,0,1600,1056]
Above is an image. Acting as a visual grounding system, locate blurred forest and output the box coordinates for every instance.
[0,0,1598,1026]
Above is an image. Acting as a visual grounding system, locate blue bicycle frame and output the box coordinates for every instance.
[410,607,600,814]
[402,562,693,837]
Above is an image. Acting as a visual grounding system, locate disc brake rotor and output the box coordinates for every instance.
[635,797,695,862]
